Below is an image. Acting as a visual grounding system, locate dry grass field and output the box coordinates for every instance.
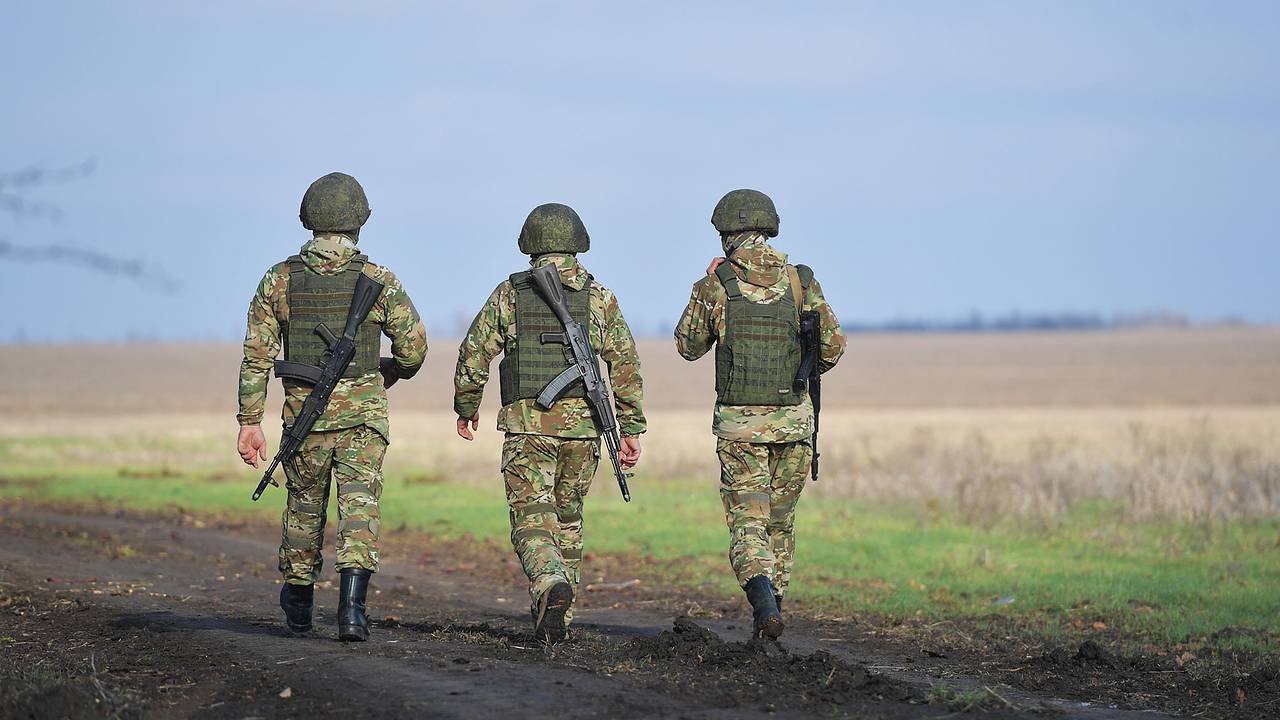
[2,327,1278,522]
[5,327,1279,414]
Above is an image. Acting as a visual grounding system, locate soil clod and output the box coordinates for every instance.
[624,617,915,714]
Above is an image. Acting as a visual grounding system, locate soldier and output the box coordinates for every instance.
[453,203,645,643]
[674,189,846,640]
[236,172,427,641]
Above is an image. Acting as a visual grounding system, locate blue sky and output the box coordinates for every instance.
[2,1,1277,341]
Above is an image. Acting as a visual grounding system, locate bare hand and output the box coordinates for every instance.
[456,414,479,441]
[619,437,642,469]
[706,256,726,275]
[379,357,400,389]
[238,425,268,468]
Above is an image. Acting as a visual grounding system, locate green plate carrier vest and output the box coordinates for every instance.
[283,254,381,380]
[714,262,813,406]
[499,270,592,406]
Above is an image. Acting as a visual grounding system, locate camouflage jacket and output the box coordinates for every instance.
[674,232,846,443]
[453,253,646,438]
[237,234,428,440]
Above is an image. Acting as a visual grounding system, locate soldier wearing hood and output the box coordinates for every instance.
[453,203,646,643]
[675,189,846,639]
[236,172,427,641]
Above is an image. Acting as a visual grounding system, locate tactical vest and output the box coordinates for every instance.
[282,254,381,379]
[498,270,592,406]
[714,262,813,406]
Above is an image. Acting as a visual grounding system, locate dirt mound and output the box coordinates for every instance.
[1035,640,1124,671]
[1190,659,1280,716]
[1025,640,1280,717]
[625,617,915,714]
[1033,639,1171,676]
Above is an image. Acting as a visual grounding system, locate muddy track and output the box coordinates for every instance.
[0,503,1257,719]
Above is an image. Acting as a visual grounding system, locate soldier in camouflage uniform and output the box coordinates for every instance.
[237,172,427,641]
[453,203,645,643]
[674,189,846,639]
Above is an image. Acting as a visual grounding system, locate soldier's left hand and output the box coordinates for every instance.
[706,256,727,275]
[619,436,642,469]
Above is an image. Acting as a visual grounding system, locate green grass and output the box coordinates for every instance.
[926,684,1015,712]
[3,449,1278,649]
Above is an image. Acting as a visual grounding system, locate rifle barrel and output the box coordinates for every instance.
[252,457,281,501]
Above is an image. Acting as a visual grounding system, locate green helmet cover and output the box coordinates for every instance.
[711,189,779,237]
[518,203,590,255]
[299,172,371,233]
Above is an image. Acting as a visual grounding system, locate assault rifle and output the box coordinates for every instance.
[530,264,632,502]
[796,310,822,481]
[251,272,385,501]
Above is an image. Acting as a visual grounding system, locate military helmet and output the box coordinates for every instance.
[299,172,371,233]
[711,189,779,237]
[518,203,590,255]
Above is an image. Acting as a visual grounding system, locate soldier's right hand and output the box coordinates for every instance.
[237,425,268,468]
[379,357,401,389]
[456,414,479,441]
[706,256,726,275]
[619,436,642,469]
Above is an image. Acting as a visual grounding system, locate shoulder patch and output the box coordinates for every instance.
[363,261,390,280]
[591,281,615,309]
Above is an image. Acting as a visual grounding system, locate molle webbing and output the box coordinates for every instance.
[283,254,381,379]
[714,262,808,406]
[498,270,591,406]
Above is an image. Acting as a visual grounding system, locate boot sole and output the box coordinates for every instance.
[338,625,369,642]
[756,615,785,640]
[534,581,574,644]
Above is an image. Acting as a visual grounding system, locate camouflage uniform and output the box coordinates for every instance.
[454,252,645,624]
[239,233,427,584]
[675,231,846,599]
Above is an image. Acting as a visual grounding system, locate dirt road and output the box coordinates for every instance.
[0,503,1252,719]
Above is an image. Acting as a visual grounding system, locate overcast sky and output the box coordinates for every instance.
[2,1,1277,341]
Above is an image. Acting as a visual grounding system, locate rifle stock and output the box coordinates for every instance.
[798,310,822,482]
[531,265,573,325]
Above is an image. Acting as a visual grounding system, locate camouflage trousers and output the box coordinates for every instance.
[279,424,386,585]
[717,437,812,597]
[501,433,600,625]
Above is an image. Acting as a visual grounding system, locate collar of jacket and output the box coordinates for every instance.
[727,236,788,289]
[531,253,590,291]
[300,233,361,275]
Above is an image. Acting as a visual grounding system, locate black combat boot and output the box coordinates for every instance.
[744,575,784,639]
[775,594,784,616]
[534,580,574,645]
[337,568,373,642]
[279,582,314,633]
